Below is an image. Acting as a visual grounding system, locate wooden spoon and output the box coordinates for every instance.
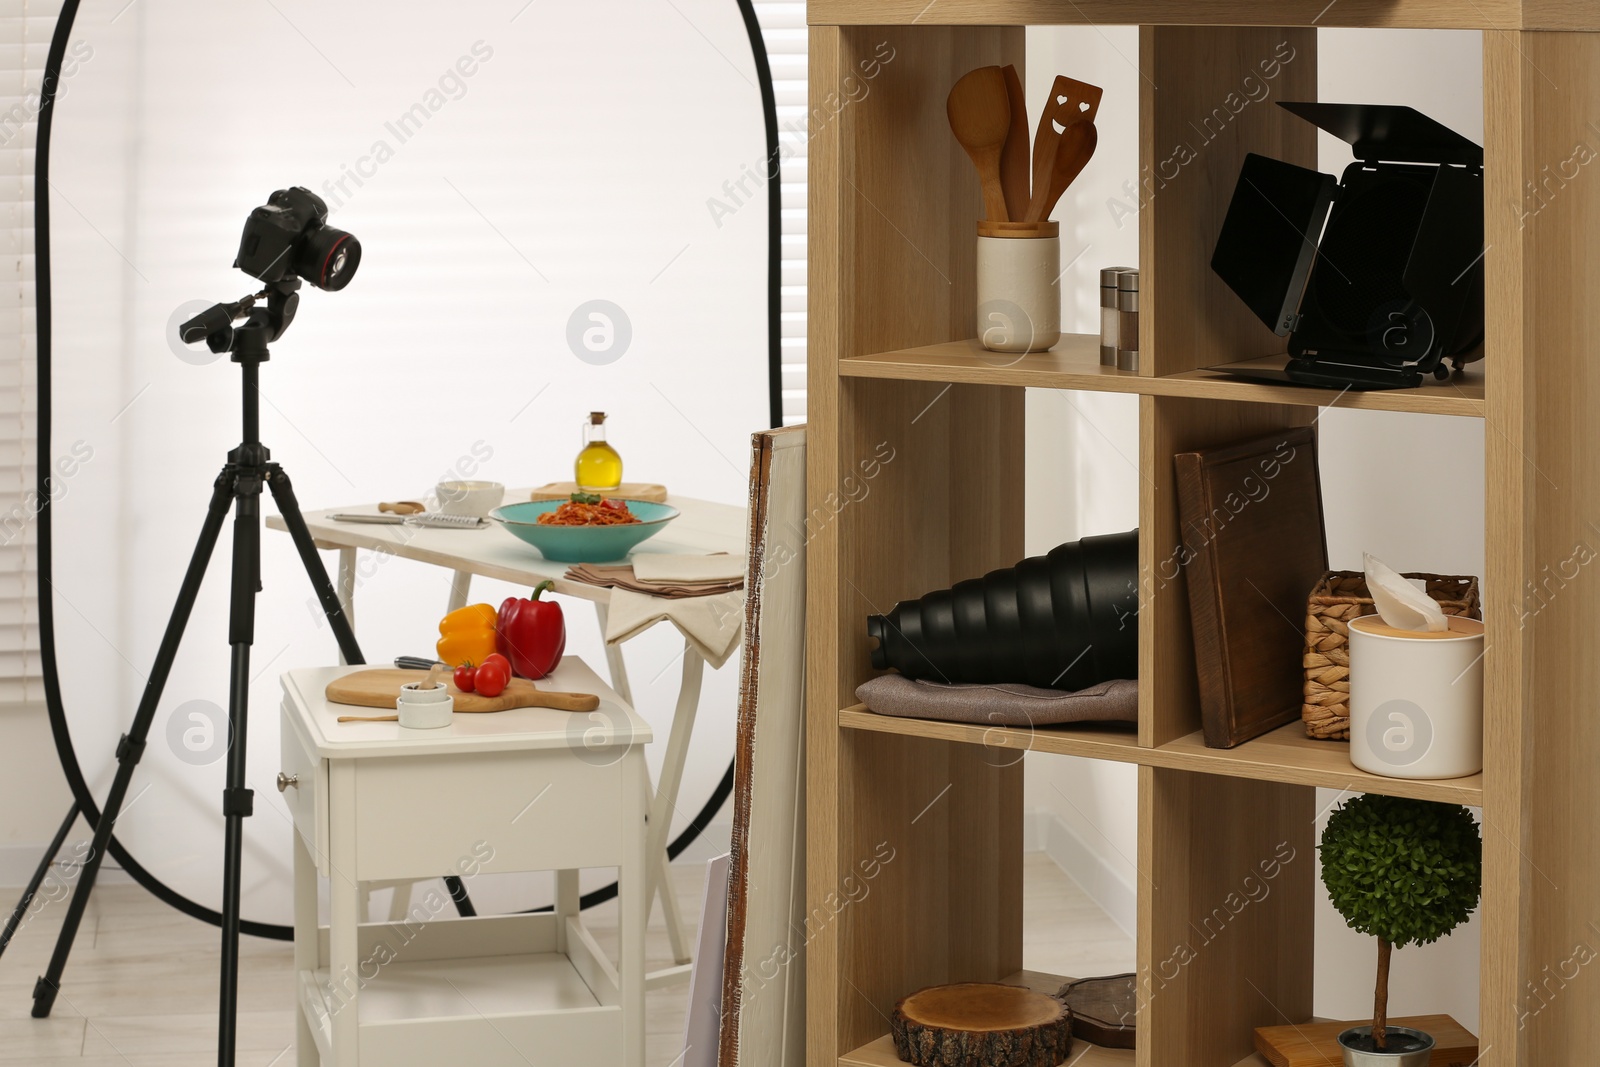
[998,65,1031,223]
[947,66,1012,222]
[1027,75,1105,221]
[1029,120,1098,222]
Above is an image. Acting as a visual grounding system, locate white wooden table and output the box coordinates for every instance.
[267,491,745,978]
[280,659,649,1067]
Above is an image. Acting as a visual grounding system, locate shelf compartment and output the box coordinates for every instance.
[841,706,1481,805]
[840,703,1142,763]
[1150,721,1483,806]
[840,340,1485,417]
[808,0,1542,31]
[1161,356,1484,418]
[838,970,1134,1067]
[840,335,1143,392]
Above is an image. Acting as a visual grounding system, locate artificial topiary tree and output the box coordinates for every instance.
[1319,794,1482,1051]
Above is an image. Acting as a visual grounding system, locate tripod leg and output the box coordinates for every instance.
[32,473,235,1019]
[218,469,263,1067]
[0,802,79,960]
[266,466,364,666]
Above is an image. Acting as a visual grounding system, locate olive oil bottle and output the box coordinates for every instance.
[575,411,623,491]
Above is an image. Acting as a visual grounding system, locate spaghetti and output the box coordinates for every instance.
[537,497,641,526]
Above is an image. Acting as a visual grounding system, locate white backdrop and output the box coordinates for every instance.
[45,0,770,922]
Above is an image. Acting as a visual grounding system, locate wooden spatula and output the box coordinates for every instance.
[1030,120,1098,222]
[326,668,600,719]
[947,66,1012,222]
[998,65,1031,223]
[1027,75,1105,221]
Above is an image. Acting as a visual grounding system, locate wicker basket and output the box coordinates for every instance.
[1301,570,1482,740]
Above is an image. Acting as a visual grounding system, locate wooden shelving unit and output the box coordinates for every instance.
[806,6,1600,1066]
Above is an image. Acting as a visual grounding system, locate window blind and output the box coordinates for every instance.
[0,1,58,706]
[756,0,807,425]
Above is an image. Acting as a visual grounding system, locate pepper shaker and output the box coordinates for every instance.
[1115,268,1140,372]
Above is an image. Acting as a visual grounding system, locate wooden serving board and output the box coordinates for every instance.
[1059,974,1136,1049]
[325,669,599,714]
[530,481,668,503]
[1254,1015,1477,1067]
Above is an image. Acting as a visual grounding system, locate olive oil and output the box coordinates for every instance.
[575,411,623,491]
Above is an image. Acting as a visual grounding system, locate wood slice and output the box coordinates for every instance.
[1057,974,1136,1049]
[890,983,1072,1067]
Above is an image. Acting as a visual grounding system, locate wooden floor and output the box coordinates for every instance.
[0,852,1129,1065]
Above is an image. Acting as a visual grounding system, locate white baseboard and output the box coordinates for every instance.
[0,840,131,891]
[1024,810,1137,940]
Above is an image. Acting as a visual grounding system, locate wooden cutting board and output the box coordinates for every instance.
[1059,974,1136,1049]
[529,482,668,503]
[325,669,599,714]
[1255,1015,1477,1067]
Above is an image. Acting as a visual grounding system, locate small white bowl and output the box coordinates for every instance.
[396,682,453,729]
[436,480,505,519]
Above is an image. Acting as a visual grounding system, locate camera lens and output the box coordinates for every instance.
[294,226,361,291]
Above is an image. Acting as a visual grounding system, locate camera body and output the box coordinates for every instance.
[235,187,360,292]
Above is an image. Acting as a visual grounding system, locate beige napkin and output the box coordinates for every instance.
[603,588,745,669]
[565,564,741,599]
[632,553,747,584]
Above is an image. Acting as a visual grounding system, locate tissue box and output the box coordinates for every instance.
[1302,570,1481,740]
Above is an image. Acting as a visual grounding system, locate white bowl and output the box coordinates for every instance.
[435,480,505,519]
[396,682,453,729]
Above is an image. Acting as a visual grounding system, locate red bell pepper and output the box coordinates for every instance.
[497,580,566,679]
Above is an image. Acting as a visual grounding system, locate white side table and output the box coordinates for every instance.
[279,659,649,1067]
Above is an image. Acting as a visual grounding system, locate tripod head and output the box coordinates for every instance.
[178,278,300,360]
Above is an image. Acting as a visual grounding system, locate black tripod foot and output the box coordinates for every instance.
[32,976,58,1017]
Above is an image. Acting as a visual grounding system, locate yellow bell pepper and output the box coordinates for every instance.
[436,603,499,667]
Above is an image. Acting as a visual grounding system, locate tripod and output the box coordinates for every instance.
[21,279,363,1064]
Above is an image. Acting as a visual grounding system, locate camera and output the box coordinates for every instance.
[235,187,360,292]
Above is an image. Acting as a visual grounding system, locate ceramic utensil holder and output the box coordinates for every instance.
[397,681,454,729]
[1348,614,1484,779]
[976,220,1060,354]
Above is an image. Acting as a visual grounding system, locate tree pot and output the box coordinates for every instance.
[1337,1025,1435,1067]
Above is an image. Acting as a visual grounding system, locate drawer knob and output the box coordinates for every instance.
[276,772,299,793]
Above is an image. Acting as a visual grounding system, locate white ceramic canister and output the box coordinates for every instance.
[976,220,1061,354]
[1348,614,1485,779]
[396,681,454,729]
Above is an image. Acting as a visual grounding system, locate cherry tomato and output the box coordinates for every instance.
[481,652,512,676]
[474,658,510,698]
[453,664,477,692]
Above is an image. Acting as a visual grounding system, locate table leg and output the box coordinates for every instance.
[336,548,357,667]
[592,602,635,708]
[645,645,704,967]
[622,749,647,1067]
[327,763,360,1065]
[554,869,579,955]
[386,881,412,923]
[293,829,319,1067]
[446,569,472,614]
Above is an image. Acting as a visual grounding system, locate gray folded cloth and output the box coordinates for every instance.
[856,674,1138,727]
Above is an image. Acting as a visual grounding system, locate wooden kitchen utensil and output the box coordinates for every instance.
[1028,119,1098,222]
[1027,75,1105,221]
[947,66,1013,222]
[999,64,1031,222]
[891,983,1072,1066]
[326,669,600,716]
[378,500,426,515]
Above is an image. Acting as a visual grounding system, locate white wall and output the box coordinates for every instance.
[1024,26,1485,1030]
